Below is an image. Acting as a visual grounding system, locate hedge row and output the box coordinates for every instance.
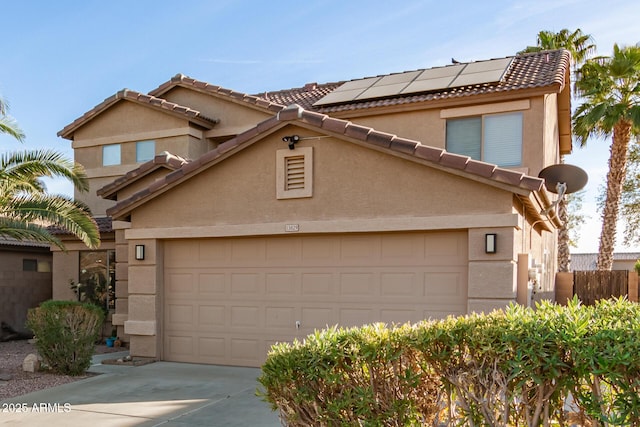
[258,298,640,426]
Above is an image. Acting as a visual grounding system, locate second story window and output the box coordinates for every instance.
[446,112,523,167]
[136,140,155,163]
[103,144,121,166]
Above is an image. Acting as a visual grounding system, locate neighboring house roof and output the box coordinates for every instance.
[98,151,189,201]
[58,89,221,140]
[48,216,113,236]
[105,104,550,221]
[570,252,640,271]
[0,237,51,249]
[259,50,571,114]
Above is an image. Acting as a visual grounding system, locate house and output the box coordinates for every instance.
[570,252,640,271]
[54,49,572,366]
[0,238,52,334]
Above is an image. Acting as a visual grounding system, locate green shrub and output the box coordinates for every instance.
[259,298,640,426]
[26,300,104,376]
[259,323,441,426]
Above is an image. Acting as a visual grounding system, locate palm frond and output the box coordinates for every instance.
[0,116,26,142]
[0,217,63,249]
[6,194,100,249]
[0,150,89,193]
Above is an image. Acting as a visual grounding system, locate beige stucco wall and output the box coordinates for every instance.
[161,87,273,137]
[73,102,187,142]
[347,96,551,177]
[131,127,514,229]
[118,124,541,357]
[51,239,115,302]
[69,102,214,215]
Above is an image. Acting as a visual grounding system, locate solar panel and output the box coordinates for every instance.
[313,57,514,107]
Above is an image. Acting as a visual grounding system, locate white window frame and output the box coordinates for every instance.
[102,144,121,166]
[446,112,523,167]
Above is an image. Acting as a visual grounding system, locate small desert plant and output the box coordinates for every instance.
[26,300,104,376]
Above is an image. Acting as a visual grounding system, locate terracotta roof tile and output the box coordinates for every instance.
[414,145,444,162]
[492,168,525,187]
[58,89,219,139]
[464,159,497,178]
[321,117,350,134]
[345,123,372,140]
[258,50,570,114]
[148,74,286,113]
[440,152,470,170]
[49,216,112,235]
[390,137,419,155]
[366,130,395,149]
[97,152,188,199]
[107,103,546,220]
[300,109,326,127]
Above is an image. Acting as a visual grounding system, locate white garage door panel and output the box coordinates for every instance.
[164,232,468,366]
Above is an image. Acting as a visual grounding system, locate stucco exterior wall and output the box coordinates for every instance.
[73,102,187,142]
[51,239,116,301]
[347,96,549,177]
[130,128,514,230]
[161,87,273,137]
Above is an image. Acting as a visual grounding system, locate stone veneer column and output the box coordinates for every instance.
[124,239,162,359]
[467,227,519,313]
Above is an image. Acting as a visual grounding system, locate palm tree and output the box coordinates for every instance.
[519,28,596,72]
[573,44,640,270]
[0,96,25,142]
[520,29,596,272]
[0,96,99,249]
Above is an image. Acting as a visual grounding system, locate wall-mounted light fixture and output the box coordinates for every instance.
[282,135,300,150]
[485,233,497,254]
[135,244,145,260]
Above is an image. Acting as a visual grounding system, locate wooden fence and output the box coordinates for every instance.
[556,270,639,306]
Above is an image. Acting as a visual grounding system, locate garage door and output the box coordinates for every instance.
[163,231,468,366]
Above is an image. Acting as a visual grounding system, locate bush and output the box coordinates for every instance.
[259,323,441,426]
[259,298,640,426]
[26,300,104,376]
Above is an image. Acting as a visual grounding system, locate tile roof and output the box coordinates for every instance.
[149,74,286,113]
[59,50,569,141]
[98,151,188,200]
[58,89,221,139]
[48,216,112,236]
[570,252,640,271]
[0,237,52,249]
[106,104,545,219]
[259,50,570,113]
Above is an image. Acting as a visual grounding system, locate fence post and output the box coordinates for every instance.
[555,272,574,305]
[629,271,638,303]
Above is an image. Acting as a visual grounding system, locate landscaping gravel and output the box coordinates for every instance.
[0,340,121,400]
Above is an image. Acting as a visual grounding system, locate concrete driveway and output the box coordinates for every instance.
[0,352,282,427]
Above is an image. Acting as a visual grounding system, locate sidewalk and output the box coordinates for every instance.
[0,352,281,426]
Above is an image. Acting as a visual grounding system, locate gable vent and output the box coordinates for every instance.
[286,155,305,190]
[277,147,313,199]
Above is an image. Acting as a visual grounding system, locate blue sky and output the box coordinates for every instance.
[0,0,638,253]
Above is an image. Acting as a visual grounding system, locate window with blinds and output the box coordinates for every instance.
[446,112,523,167]
[277,147,313,199]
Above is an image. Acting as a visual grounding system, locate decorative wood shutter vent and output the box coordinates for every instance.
[286,155,305,190]
[276,147,313,199]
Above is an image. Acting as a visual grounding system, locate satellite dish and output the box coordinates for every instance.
[538,164,588,194]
